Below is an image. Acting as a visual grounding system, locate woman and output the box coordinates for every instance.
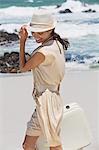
[19,11,69,150]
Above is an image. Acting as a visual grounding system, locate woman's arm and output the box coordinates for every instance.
[19,27,45,72]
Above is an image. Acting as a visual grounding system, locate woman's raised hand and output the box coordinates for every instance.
[19,25,28,42]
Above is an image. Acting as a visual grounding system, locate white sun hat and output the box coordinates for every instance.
[28,10,57,32]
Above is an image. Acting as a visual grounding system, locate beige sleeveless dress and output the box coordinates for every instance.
[26,40,65,147]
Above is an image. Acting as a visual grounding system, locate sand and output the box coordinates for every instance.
[0,68,99,150]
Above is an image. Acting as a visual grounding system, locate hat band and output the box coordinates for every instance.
[30,22,53,28]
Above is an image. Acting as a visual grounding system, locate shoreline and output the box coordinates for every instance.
[0,66,99,77]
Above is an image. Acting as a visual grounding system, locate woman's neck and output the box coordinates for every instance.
[42,34,54,45]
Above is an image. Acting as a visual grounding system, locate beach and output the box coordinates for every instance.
[0,0,99,149]
[0,68,99,150]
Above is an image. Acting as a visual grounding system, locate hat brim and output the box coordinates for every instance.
[27,21,56,33]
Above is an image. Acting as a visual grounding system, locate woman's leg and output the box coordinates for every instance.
[50,145,63,150]
[22,135,39,150]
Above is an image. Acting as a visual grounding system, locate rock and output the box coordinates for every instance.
[0,60,7,67]
[56,4,61,8]
[65,53,71,62]
[0,51,31,73]
[14,29,18,33]
[82,9,96,13]
[0,42,7,46]
[1,67,8,73]
[59,9,72,14]
[28,36,32,39]
[4,52,9,58]
[92,10,96,13]
[0,30,19,45]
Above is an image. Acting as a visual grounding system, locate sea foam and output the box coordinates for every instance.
[0,0,99,19]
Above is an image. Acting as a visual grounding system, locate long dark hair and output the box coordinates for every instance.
[31,29,70,56]
[51,29,70,50]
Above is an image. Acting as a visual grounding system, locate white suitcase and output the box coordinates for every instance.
[61,103,92,150]
[36,103,92,150]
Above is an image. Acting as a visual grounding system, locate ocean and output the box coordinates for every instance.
[0,0,99,8]
[0,0,99,69]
